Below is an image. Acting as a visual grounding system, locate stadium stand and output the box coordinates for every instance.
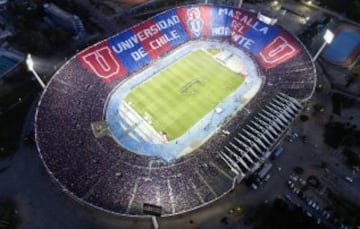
[35,4,316,217]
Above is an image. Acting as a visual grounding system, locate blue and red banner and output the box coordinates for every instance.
[78,41,127,83]
[153,9,190,48]
[255,32,301,69]
[109,29,151,73]
[77,6,303,82]
[177,6,211,38]
[210,7,233,38]
[132,20,172,59]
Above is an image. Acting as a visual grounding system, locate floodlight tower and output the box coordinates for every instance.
[312,29,334,62]
[26,54,46,89]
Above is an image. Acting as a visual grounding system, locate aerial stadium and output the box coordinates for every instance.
[35,5,316,217]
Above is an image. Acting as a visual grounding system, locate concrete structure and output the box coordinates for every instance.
[219,93,302,182]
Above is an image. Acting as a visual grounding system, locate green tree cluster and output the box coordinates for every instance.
[342,148,360,168]
[252,199,326,229]
[324,121,360,148]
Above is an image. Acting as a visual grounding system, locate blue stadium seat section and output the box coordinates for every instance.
[210,6,233,38]
[109,29,152,73]
[153,9,190,48]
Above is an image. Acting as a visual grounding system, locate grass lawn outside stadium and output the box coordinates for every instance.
[125,49,245,140]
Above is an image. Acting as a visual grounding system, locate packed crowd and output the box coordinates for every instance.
[35,23,315,215]
[264,47,315,100]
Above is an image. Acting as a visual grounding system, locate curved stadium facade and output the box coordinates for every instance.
[35,5,316,216]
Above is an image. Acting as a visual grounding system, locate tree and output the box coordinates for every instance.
[342,148,360,168]
[324,122,360,148]
[345,73,359,88]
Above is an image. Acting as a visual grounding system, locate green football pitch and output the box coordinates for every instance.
[125,49,244,140]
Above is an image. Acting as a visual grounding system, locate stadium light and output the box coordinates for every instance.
[323,29,335,44]
[312,29,334,62]
[26,54,46,89]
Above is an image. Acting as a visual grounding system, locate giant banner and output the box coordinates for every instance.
[231,10,280,53]
[132,20,172,59]
[78,6,303,81]
[78,41,127,83]
[230,9,257,49]
[255,32,301,69]
[177,6,211,38]
[230,9,299,69]
[109,29,151,73]
[210,6,233,38]
[153,9,190,48]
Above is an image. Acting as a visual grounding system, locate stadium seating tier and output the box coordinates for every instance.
[35,4,316,216]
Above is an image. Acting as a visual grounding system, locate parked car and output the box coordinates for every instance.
[264,174,272,182]
[344,176,353,183]
[251,183,258,190]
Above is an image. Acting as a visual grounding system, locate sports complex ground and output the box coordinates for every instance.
[125,49,244,140]
[34,5,316,217]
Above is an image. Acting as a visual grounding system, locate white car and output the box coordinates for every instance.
[317,218,321,224]
[311,202,317,209]
[292,175,299,182]
[251,183,258,190]
[264,174,272,182]
[345,176,353,183]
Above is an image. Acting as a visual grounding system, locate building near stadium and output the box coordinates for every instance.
[35,4,316,217]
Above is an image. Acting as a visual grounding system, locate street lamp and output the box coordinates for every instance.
[312,29,334,62]
[26,54,46,89]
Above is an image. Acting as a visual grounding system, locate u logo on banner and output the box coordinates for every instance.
[259,36,296,64]
[187,8,204,37]
[81,47,121,79]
